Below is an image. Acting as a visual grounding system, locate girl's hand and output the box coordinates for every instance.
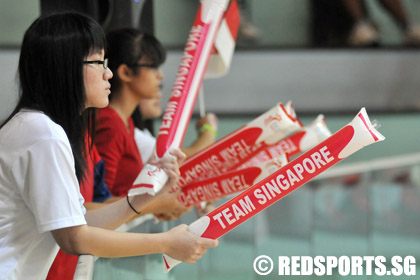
[163,224,218,263]
[151,188,191,221]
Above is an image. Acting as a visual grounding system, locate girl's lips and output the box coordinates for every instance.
[105,84,111,93]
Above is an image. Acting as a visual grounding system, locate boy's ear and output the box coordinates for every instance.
[117,64,134,82]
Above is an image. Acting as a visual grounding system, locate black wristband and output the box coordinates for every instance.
[126,196,141,215]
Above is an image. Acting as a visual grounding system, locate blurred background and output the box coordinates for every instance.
[1,0,420,279]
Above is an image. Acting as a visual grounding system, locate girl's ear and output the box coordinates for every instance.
[117,64,135,83]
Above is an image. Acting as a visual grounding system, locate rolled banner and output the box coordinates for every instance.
[205,0,240,79]
[163,107,385,272]
[284,101,299,125]
[128,0,230,196]
[240,114,332,169]
[178,153,289,207]
[177,103,302,188]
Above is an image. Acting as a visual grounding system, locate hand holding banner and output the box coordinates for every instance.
[128,0,232,196]
[177,103,302,188]
[163,107,385,272]
[178,154,289,206]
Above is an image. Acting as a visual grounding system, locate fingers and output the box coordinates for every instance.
[156,209,183,221]
[206,113,219,129]
[186,237,217,263]
[153,188,189,221]
[155,213,171,221]
[196,113,219,131]
[165,224,218,263]
[147,150,185,185]
[200,237,219,248]
[182,239,214,263]
[157,151,184,179]
[169,148,187,165]
[163,167,179,181]
[158,154,177,168]
[147,153,158,165]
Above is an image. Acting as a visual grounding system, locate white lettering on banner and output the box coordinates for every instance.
[213,146,335,229]
[221,174,248,193]
[172,78,186,98]
[185,25,203,51]
[213,196,256,229]
[254,146,334,205]
[241,151,271,169]
[180,155,224,185]
[180,182,222,205]
[268,139,298,157]
[158,25,200,136]
[219,140,254,165]
[168,51,193,98]
[160,101,178,133]
[180,172,254,205]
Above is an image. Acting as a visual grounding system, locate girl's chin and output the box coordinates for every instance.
[94,100,109,109]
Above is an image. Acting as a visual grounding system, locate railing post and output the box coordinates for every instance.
[73,255,95,280]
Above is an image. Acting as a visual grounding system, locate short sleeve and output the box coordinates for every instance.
[134,128,156,164]
[95,113,126,191]
[11,139,87,233]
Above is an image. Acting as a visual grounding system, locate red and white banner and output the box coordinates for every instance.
[178,154,289,206]
[129,0,232,196]
[240,114,331,169]
[205,0,240,79]
[163,107,385,272]
[177,103,302,188]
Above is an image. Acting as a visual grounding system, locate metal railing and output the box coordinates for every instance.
[73,152,420,280]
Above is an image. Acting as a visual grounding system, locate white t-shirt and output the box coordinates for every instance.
[0,110,87,280]
[134,127,156,164]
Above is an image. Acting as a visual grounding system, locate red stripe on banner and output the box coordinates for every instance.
[282,103,303,127]
[358,112,379,141]
[178,127,263,186]
[282,131,306,157]
[164,257,170,270]
[156,21,211,158]
[131,183,154,190]
[155,1,227,158]
[224,0,240,40]
[161,108,385,272]
[179,166,262,206]
[200,126,355,239]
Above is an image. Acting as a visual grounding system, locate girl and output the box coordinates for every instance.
[94,28,166,197]
[96,28,191,220]
[0,12,217,279]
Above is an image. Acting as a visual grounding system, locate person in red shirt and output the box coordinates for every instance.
[95,28,189,219]
[95,29,164,197]
[95,106,142,196]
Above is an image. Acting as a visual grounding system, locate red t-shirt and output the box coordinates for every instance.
[95,107,143,196]
[46,145,101,280]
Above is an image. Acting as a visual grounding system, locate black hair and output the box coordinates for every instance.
[1,12,106,183]
[106,27,166,97]
[106,28,166,134]
[131,107,156,136]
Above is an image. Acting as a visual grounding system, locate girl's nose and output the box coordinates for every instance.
[157,69,164,79]
[104,67,113,80]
